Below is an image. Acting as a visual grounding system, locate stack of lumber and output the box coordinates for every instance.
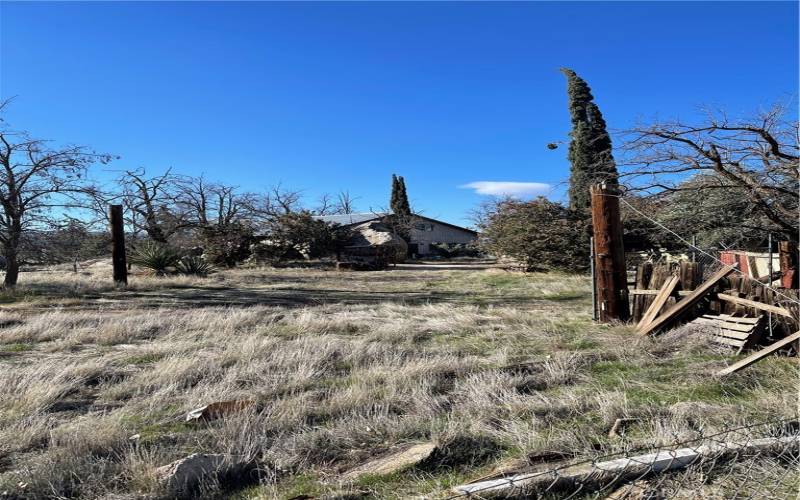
[627,260,800,375]
[690,314,763,353]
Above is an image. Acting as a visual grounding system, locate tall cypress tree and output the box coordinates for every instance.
[396,176,411,216]
[390,174,400,213]
[390,174,411,216]
[561,68,618,214]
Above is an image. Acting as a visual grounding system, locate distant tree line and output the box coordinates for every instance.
[0,100,367,287]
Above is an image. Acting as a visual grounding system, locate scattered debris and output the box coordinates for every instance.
[603,480,651,500]
[341,442,436,480]
[638,265,737,337]
[608,418,639,439]
[185,400,255,422]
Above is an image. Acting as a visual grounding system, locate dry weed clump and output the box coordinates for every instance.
[0,265,794,498]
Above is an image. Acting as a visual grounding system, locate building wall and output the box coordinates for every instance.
[409,217,477,254]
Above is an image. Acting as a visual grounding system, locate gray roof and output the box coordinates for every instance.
[314,212,477,235]
[313,213,387,226]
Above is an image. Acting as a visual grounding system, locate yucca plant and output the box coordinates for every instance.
[175,255,215,277]
[130,242,180,276]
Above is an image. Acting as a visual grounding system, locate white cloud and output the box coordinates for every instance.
[460,181,551,198]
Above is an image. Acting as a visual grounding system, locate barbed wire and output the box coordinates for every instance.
[446,418,799,499]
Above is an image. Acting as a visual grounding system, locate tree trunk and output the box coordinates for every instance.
[4,247,19,288]
[3,221,22,288]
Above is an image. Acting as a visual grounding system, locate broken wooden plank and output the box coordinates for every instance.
[629,289,692,296]
[452,436,799,498]
[638,265,737,337]
[716,293,794,319]
[693,317,757,333]
[185,400,255,423]
[709,335,748,348]
[717,313,762,324]
[717,330,800,376]
[341,442,436,480]
[636,276,680,333]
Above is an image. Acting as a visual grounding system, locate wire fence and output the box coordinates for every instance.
[450,419,799,499]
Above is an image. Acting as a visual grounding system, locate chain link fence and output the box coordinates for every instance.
[451,419,799,499]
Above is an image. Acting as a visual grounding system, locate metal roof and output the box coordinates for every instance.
[313,213,387,225]
[313,212,477,235]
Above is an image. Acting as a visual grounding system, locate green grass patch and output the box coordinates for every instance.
[0,342,33,352]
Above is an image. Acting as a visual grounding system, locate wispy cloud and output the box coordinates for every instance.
[460,181,551,198]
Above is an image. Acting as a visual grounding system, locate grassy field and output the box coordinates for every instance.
[0,262,796,499]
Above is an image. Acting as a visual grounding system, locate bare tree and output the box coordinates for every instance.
[313,190,360,215]
[313,192,335,216]
[118,168,187,243]
[334,190,359,214]
[0,103,111,286]
[620,104,799,240]
[246,183,303,224]
[175,175,254,228]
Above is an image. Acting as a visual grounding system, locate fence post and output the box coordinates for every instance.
[109,204,128,286]
[779,240,798,290]
[590,236,598,321]
[767,233,773,338]
[590,183,630,323]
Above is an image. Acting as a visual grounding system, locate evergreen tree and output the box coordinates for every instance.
[390,174,411,216]
[396,176,411,216]
[561,68,618,214]
[389,174,400,213]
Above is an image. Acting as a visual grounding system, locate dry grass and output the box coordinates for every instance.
[0,264,795,498]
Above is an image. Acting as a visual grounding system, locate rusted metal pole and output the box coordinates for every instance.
[590,236,597,321]
[779,240,798,289]
[767,233,773,338]
[590,183,630,323]
[109,204,128,286]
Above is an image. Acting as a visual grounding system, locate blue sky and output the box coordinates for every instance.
[1,1,797,227]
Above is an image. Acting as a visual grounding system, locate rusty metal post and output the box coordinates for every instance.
[109,204,128,286]
[590,236,598,321]
[779,240,798,289]
[590,183,630,323]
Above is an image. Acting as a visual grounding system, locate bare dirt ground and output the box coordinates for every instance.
[0,263,796,499]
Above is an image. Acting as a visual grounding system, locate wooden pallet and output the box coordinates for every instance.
[691,314,764,353]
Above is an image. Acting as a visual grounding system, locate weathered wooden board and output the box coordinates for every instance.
[693,317,755,333]
[638,265,737,337]
[691,314,763,352]
[716,293,794,318]
[630,289,692,296]
[636,276,680,333]
[717,330,800,376]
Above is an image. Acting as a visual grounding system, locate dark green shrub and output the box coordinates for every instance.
[130,242,180,276]
[176,255,215,276]
[478,197,587,272]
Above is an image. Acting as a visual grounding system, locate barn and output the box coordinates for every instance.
[314,213,478,256]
